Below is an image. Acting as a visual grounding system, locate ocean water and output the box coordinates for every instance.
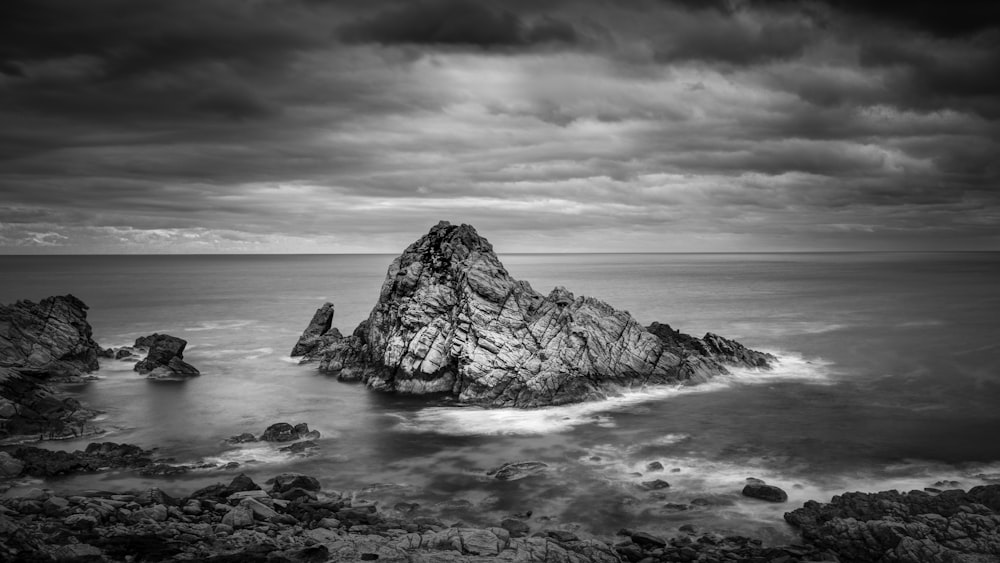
[2,252,999,543]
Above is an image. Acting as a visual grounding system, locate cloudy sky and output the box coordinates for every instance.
[1,0,998,253]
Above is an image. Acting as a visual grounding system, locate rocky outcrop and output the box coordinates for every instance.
[0,366,98,440]
[2,473,998,563]
[134,333,200,379]
[0,295,105,440]
[291,302,340,357]
[785,485,1000,562]
[1,441,156,477]
[225,422,320,444]
[0,294,102,377]
[297,221,775,407]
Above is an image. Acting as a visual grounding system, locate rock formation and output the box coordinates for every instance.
[0,294,102,377]
[133,333,200,379]
[295,221,775,407]
[785,485,1000,562]
[0,295,103,439]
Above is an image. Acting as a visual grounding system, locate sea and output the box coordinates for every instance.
[1,252,999,544]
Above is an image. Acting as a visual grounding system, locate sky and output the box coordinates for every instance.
[1,0,998,253]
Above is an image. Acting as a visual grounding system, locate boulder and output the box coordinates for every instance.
[296,222,775,407]
[260,422,319,442]
[742,483,788,502]
[269,472,321,494]
[133,333,200,378]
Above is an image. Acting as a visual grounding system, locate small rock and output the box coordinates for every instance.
[487,461,548,481]
[630,531,667,548]
[501,518,530,538]
[0,452,24,477]
[63,513,98,530]
[742,483,788,503]
[268,472,321,493]
[641,479,671,490]
[646,461,664,472]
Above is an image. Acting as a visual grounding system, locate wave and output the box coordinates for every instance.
[186,320,256,332]
[394,352,833,436]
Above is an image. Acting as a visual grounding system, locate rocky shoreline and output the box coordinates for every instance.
[2,458,999,562]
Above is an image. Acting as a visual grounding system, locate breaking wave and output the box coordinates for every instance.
[394,352,834,436]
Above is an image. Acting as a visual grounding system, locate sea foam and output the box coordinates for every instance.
[395,352,833,436]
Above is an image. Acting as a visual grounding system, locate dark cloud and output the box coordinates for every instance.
[338,0,578,47]
[826,0,1000,38]
[0,0,996,252]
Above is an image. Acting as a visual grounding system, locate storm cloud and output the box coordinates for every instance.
[0,0,997,253]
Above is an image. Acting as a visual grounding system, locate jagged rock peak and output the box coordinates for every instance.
[297,222,775,407]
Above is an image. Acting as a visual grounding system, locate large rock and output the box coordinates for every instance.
[0,294,102,377]
[291,302,341,357]
[134,333,200,378]
[0,366,99,439]
[785,485,1000,563]
[297,221,775,407]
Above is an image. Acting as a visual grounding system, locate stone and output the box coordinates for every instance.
[296,222,775,407]
[646,461,664,472]
[785,485,1000,562]
[291,302,338,357]
[63,513,98,530]
[221,503,255,528]
[0,295,105,440]
[630,531,667,549]
[0,451,24,477]
[0,295,102,376]
[742,483,788,502]
[226,432,258,443]
[500,518,530,538]
[133,333,200,377]
[269,472,322,493]
[240,497,279,520]
[641,479,671,490]
[261,422,298,442]
[487,461,549,481]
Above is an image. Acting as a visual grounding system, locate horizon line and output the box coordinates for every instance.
[2,250,999,257]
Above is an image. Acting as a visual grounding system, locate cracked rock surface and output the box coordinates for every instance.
[295,222,775,407]
[0,295,103,439]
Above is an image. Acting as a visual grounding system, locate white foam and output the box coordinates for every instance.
[395,352,833,436]
[186,320,255,332]
[202,444,294,466]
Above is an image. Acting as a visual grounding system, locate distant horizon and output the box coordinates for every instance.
[3,249,998,257]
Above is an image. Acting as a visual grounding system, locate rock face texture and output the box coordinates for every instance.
[296,221,775,407]
[0,295,103,439]
[133,333,200,378]
[785,485,1000,563]
[0,295,102,377]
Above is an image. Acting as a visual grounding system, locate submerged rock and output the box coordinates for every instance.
[296,221,775,407]
[487,461,549,481]
[133,333,200,378]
